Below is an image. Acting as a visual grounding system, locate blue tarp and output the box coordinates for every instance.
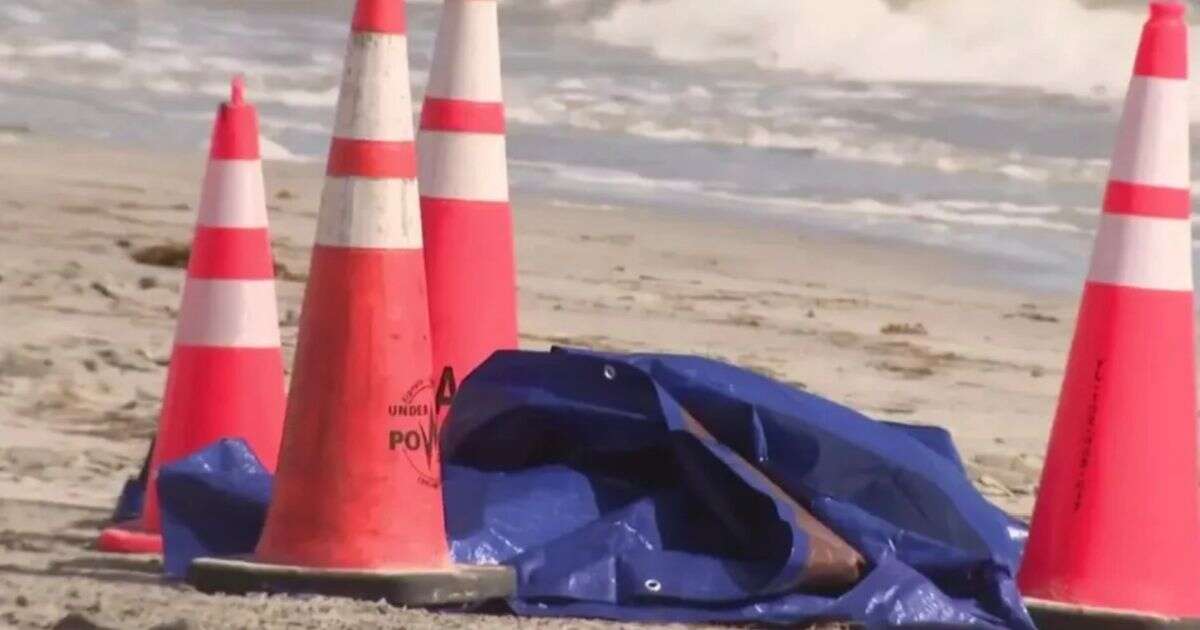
[157,348,1033,628]
[158,439,272,578]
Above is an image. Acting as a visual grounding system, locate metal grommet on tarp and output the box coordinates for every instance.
[644,579,662,593]
[603,364,617,380]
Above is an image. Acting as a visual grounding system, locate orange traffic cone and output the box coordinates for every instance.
[98,78,287,554]
[419,0,518,414]
[187,0,513,604]
[1019,2,1200,626]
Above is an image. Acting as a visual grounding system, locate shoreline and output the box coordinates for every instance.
[6,123,1096,300]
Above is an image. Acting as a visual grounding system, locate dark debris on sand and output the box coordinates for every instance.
[128,242,305,282]
[880,323,928,336]
[129,243,190,269]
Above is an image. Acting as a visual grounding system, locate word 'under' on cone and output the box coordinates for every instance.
[186,0,514,605]
[419,0,519,414]
[98,77,286,555]
[1019,3,1200,628]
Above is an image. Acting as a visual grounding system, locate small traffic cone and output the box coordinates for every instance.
[187,0,514,604]
[419,0,518,415]
[98,78,286,554]
[1019,2,1200,626]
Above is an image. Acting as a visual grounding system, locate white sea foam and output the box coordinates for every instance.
[505,104,553,126]
[511,159,707,194]
[3,5,43,25]
[136,36,183,51]
[259,86,339,109]
[738,194,1087,233]
[997,164,1052,182]
[24,41,124,63]
[142,78,190,95]
[512,155,1089,234]
[625,120,708,143]
[128,52,204,74]
[505,83,1098,185]
[556,78,588,90]
[589,0,1183,102]
[260,137,315,163]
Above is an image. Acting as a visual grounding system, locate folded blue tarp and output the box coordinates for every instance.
[158,439,272,578]
[158,348,1033,628]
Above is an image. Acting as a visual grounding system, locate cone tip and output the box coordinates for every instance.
[1150,1,1186,20]
[1136,0,1189,79]
[231,75,246,106]
[351,0,407,34]
[211,75,260,160]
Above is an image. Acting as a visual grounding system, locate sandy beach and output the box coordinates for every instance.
[0,133,1078,628]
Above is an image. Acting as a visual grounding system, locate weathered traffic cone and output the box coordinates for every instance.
[419,0,518,415]
[187,0,514,604]
[98,78,287,554]
[1019,3,1200,627]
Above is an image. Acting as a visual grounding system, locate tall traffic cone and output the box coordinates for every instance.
[98,78,287,554]
[187,0,514,604]
[419,0,518,414]
[1019,2,1200,626]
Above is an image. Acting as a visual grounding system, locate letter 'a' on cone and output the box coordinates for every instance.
[98,78,287,554]
[1019,3,1200,627]
[419,0,518,412]
[187,0,514,605]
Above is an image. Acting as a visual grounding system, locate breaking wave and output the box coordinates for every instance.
[588,0,1194,99]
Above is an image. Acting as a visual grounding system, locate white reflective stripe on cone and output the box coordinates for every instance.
[1087,213,1194,291]
[333,33,416,143]
[418,131,509,202]
[1109,76,1191,189]
[316,177,423,249]
[176,279,282,347]
[425,0,503,102]
[197,160,268,229]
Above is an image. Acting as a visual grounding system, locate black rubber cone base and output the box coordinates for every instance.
[188,557,515,607]
[1026,598,1200,630]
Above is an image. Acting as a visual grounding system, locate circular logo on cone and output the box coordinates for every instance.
[388,380,441,488]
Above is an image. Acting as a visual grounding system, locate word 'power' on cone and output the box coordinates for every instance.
[99,78,287,554]
[187,0,514,605]
[419,0,519,413]
[1019,3,1200,627]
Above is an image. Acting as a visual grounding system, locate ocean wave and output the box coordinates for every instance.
[505,89,1106,186]
[23,40,124,63]
[740,194,1089,233]
[588,0,1181,100]
[512,159,708,194]
[2,5,43,25]
[511,157,1091,234]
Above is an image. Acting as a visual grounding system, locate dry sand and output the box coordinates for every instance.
[0,136,1075,628]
